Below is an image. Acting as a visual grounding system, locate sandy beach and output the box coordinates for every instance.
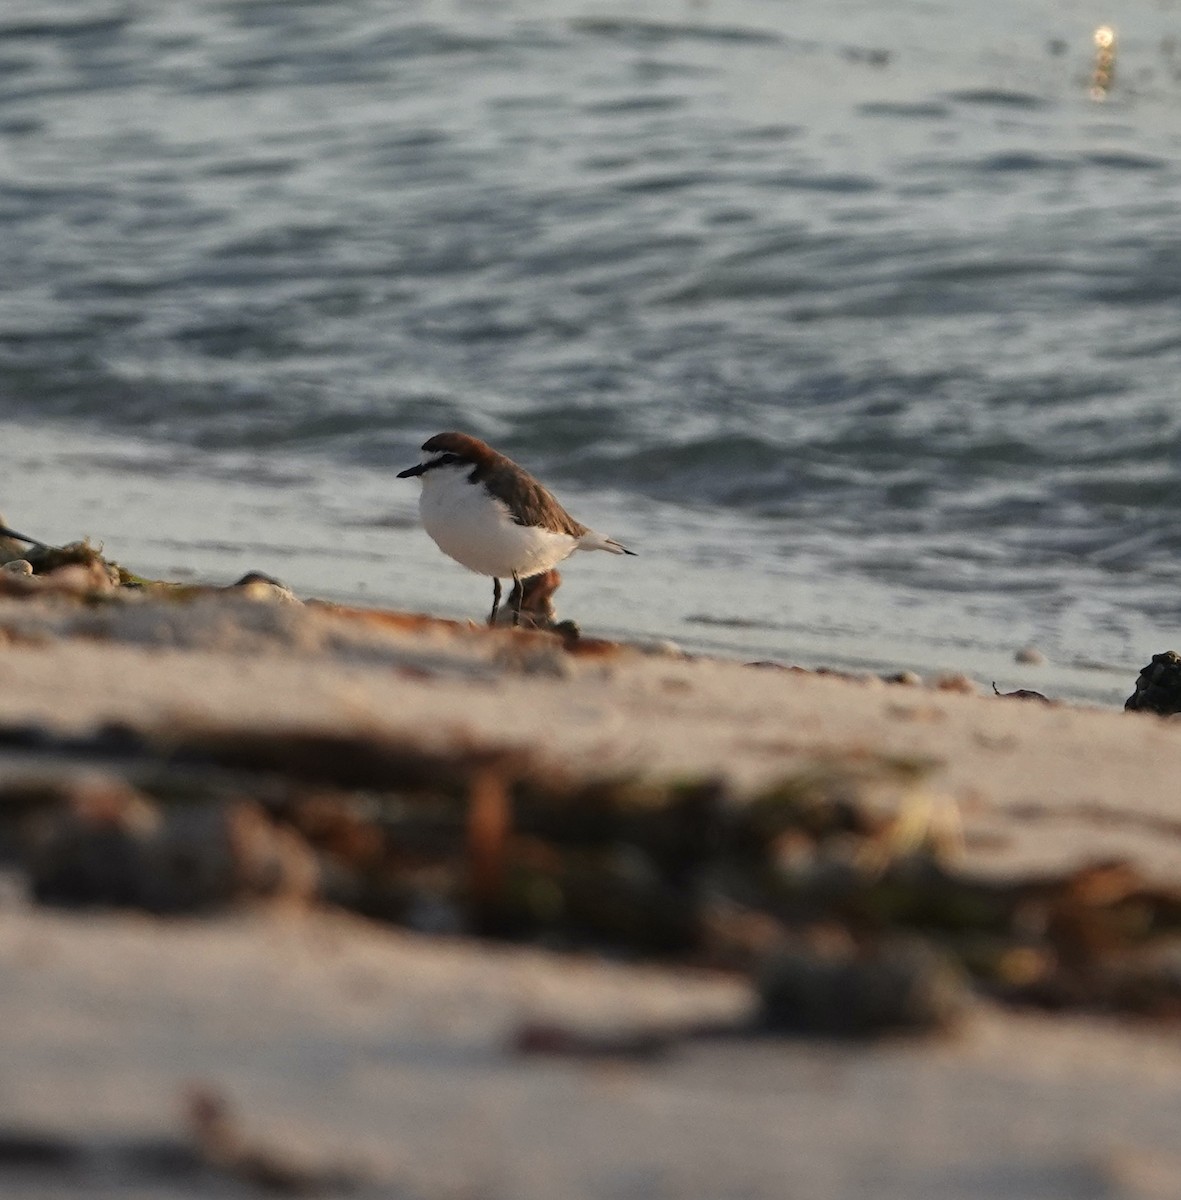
[3,567,1181,1199]
[8,0,1181,1194]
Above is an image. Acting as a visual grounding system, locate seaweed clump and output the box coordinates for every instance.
[0,538,130,594]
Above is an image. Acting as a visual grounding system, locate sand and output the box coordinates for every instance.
[1,591,1179,879]
[2,587,1181,1198]
[6,904,1181,1200]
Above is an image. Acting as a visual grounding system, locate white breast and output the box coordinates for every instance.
[418,465,579,579]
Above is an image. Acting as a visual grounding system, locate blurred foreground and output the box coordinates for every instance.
[3,553,1181,1195]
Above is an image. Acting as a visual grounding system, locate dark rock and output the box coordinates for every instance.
[757,938,970,1037]
[1125,650,1181,714]
[232,571,286,588]
[884,670,922,686]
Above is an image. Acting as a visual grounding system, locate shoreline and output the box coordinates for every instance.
[3,418,1144,708]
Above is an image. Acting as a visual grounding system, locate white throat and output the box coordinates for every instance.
[416,465,579,579]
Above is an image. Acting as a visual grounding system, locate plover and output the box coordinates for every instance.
[397,431,635,626]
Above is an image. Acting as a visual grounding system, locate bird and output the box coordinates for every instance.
[397,431,635,626]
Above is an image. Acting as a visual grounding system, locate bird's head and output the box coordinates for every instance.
[397,431,495,479]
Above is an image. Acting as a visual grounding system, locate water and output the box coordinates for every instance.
[4,0,1181,705]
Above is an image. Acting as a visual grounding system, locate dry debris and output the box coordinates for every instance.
[4,720,1181,1038]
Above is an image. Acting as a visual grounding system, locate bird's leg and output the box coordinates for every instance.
[511,572,523,627]
[488,577,502,627]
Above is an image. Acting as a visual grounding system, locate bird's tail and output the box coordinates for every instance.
[577,530,636,556]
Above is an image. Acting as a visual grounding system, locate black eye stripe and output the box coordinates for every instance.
[423,452,464,471]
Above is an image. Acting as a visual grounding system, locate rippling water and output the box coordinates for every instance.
[5,0,1181,701]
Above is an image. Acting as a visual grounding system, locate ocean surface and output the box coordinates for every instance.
[4,0,1181,705]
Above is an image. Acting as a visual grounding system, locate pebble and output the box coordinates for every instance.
[1,560,33,577]
[883,670,923,687]
[232,572,300,605]
[931,672,977,696]
[1014,645,1046,665]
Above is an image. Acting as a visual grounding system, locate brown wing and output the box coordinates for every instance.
[475,460,588,537]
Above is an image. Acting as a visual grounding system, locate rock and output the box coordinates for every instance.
[883,670,923,686]
[0,560,33,577]
[1125,651,1181,715]
[757,938,970,1037]
[230,572,300,605]
[1015,645,1046,665]
[931,672,977,695]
